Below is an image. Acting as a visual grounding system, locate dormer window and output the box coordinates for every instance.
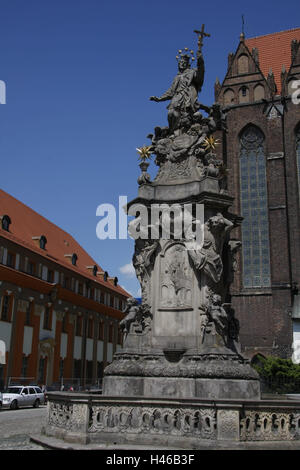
[64,253,78,266]
[93,265,98,276]
[32,235,47,250]
[103,271,108,282]
[1,215,11,232]
[114,276,118,286]
[39,235,47,250]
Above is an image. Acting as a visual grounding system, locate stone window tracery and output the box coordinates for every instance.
[239,125,271,288]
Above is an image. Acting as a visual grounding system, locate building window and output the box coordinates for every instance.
[108,323,114,343]
[89,288,94,300]
[39,236,47,250]
[239,86,249,103]
[62,313,68,333]
[296,127,300,203]
[76,316,82,336]
[93,265,98,276]
[72,254,77,266]
[1,215,11,231]
[100,292,105,304]
[1,295,10,321]
[78,283,83,295]
[43,306,52,330]
[239,125,271,288]
[59,359,64,378]
[27,261,36,276]
[63,277,69,289]
[7,252,15,268]
[21,356,28,378]
[88,318,93,338]
[110,295,114,308]
[47,269,54,283]
[25,302,32,326]
[38,357,46,383]
[98,320,104,340]
[73,359,81,380]
[86,361,93,383]
[103,271,108,282]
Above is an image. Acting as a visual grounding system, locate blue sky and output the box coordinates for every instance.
[0,0,299,296]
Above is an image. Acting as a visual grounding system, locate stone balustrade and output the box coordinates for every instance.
[42,392,300,448]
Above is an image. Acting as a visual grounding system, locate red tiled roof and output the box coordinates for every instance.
[0,189,129,297]
[246,28,300,94]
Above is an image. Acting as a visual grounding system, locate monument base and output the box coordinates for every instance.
[103,375,260,399]
[103,348,261,400]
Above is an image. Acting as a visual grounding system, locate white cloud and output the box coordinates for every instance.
[119,262,135,278]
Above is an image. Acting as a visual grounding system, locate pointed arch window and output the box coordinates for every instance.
[239,125,271,288]
[237,54,249,74]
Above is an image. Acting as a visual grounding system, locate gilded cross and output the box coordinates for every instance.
[194,24,210,50]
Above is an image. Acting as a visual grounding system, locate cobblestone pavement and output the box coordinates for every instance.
[0,406,47,450]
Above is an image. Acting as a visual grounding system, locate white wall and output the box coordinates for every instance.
[73,336,82,360]
[86,338,93,361]
[0,321,11,350]
[23,326,33,355]
[107,343,113,362]
[97,340,104,362]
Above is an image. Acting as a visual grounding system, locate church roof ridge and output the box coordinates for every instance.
[247,27,300,41]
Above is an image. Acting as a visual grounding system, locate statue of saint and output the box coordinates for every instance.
[207,294,229,338]
[188,213,234,284]
[119,297,140,335]
[150,51,205,133]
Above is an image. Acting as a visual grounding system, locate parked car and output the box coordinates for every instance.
[2,385,45,410]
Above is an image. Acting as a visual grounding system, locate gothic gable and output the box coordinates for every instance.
[216,36,268,106]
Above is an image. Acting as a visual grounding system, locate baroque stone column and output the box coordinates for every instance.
[103,31,260,400]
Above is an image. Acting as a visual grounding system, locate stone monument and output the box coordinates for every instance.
[103,26,260,401]
[41,29,300,449]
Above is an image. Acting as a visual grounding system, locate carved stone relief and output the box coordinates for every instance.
[160,243,192,309]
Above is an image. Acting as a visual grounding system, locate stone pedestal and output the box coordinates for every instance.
[103,176,261,401]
